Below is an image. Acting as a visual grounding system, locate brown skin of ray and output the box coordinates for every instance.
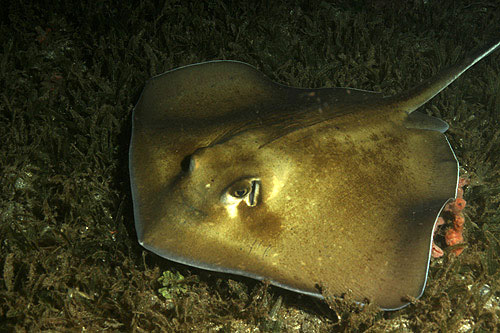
[134,101,456,309]
[239,204,284,245]
[132,38,500,308]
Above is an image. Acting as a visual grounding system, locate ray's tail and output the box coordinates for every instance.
[387,38,500,114]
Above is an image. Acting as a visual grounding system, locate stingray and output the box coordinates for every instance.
[129,39,500,310]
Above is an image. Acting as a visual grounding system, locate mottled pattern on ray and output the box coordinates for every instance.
[130,40,500,310]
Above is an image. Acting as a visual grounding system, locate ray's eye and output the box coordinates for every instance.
[221,178,261,207]
[180,155,193,172]
[233,188,249,198]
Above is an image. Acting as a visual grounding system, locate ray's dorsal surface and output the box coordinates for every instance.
[129,39,500,310]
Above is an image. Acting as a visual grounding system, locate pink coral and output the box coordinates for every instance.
[431,177,468,258]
